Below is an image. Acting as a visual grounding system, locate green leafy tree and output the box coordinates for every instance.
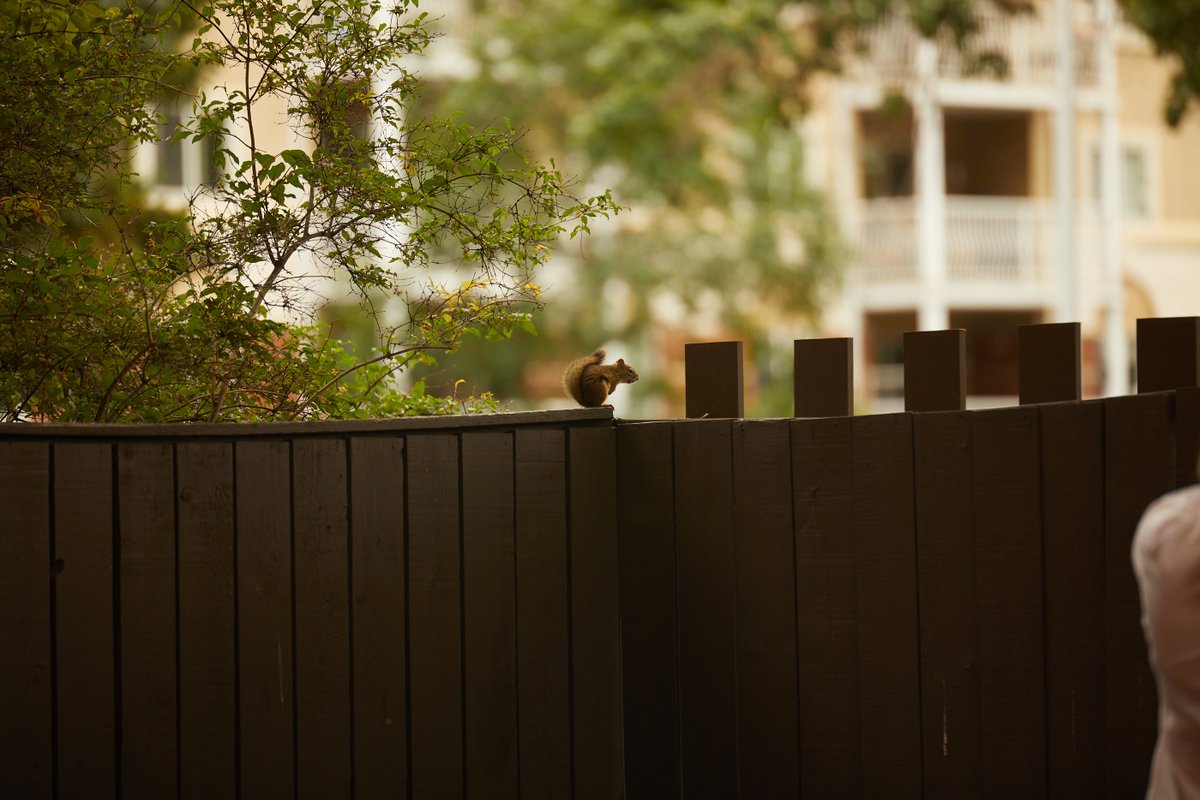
[430,0,1031,414]
[1118,0,1200,126]
[0,0,616,422]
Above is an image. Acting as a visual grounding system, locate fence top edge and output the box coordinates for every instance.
[613,392,1185,427]
[0,408,613,439]
[3,392,1183,440]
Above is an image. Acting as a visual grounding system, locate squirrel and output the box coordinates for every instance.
[562,348,639,408]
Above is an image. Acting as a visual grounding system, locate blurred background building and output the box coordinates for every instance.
[138,0,1200,417]
[810,0,1191,412]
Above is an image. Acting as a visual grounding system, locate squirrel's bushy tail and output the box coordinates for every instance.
[563,348,607,406]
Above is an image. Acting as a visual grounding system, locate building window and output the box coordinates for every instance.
[201,131,224,187]
[146,109,225,193]
[1091,142,1153,219]
[156,110,184,187]
[1120,146,1149,218]
[315,79,372,166]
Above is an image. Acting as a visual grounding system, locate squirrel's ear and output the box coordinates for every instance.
[616,359,625,366]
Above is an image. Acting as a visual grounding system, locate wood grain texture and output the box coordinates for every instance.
[674,419,737,800]
[1136,316,1200,393]
[236,440,295,800]
[904,330,966,412]
[461,432,518,800]
[406,434,463,799]
[292,438,352,800]
[794,337,854,417]
[1018,323,1081,405]
[616,422,680,800]
[684,341,744,419]
[177,441,237,800]
[514,429,571,800]
[0,442,52,799]
[792,417,860,798]
[972,407,1046,798]
[1040,401,1105,798]
[53,442,116,799]
[1104,394,1172,797]
[732,420,799,797]
[349,436,407,800]
[1176,387,1200,487]
[851,414,921,799]
[117,442,178,799]
[568,427,623,800]
[913,412,980,798]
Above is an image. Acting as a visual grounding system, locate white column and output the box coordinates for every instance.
[372,4,415,387]
[1098,0,1128,395]
[914,38,948,331]
[830,87,867,396]
[1055,0,1078,323]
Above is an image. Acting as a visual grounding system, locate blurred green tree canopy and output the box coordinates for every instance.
[1119,0,1200,126]
[0,0,616,422]
[428,0,1035,414]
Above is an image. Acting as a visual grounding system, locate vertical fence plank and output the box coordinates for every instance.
[913,412,980,798]
[972,407,1046,798]
[236,441,294,800]
[1136,316,1200,393]
[177,441,236,800]
[851,414,922,798]
[794,337,854,417]
[349,436,406,799]
[118,442,177,799]
[1175,387,1200,487]
[733,420,799,797]
[904,330,966,412]
[406,434,463,799]
[462,432,518,800]
[684,341,744,419]
[514,429,571,800]
[1019,322,1081,405]
[0,442,52,799]
[569,427,622,800]
[292,438,351,800]
[54,442,116,798]
[616,422,680,800]
[1040,401,1105,798]
[674,419,737,800]
[1104,394,1172,797]
[792,417,860,797]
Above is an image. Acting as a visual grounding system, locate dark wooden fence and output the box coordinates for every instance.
[618,392,1197,799]
[0,410,622,800]
[4,319,1200,799]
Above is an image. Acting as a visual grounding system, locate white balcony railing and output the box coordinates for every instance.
[858,197,918,283]
[856,196,1060,286]
[946,196,1053,282]
[853,2,1099,89]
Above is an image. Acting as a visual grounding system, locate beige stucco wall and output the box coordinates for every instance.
[1117,40,1200,222]
[1113,33,1200,322]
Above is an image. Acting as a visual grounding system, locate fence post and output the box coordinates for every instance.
[1137,316,1200,393]
[903,329,965,412]
[1019,322,1081,405]
[685,341,744,419]
[794,338,853,417]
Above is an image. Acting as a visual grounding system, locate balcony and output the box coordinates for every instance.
[855,196,1069,293]
[852,3,1099,90]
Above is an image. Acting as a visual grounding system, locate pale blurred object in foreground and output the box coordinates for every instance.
[1133,482,1200,799]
